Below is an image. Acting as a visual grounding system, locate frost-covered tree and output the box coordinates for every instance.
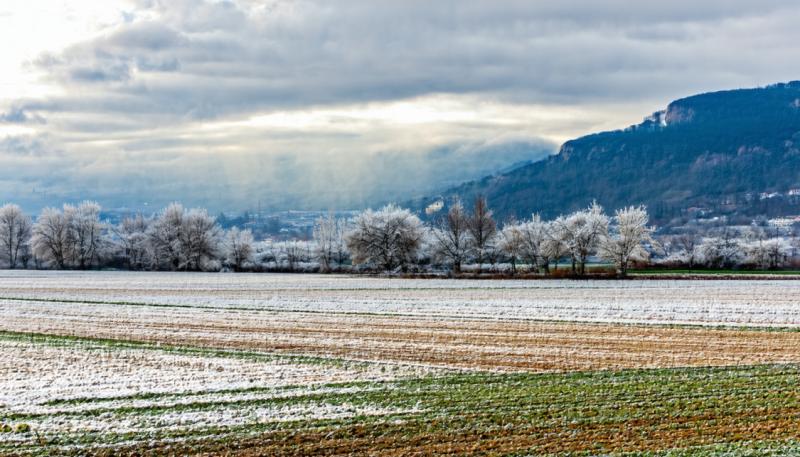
[745,237,792,269]
[147,203,185,270]
[431,199,471,274]
[147,203,221,271]
[67,201,105,269]
[332,219,350,267]
[552,202,609,275]
[497,223,525,274]
[31,206,71,269]
[282,240,312,271]
[346,204,424,271]
[0,204,32,269]
[223,227,254,271]
[541,222,569,272]
[672,233,701,269]
[550,215,570,265]
[179,208,222,271]
[113,214,151,270]
[518,215,551,273]
[598,206,655,276]
[700,230,743,269]
[467,196,496,271]
[254,240,279,266]
[313,213,349,272]
[763,238,793,269]
[313,213,336,272]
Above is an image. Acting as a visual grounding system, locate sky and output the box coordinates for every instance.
[1,0,800,213]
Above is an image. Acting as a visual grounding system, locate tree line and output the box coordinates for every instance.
[0,198,796,275]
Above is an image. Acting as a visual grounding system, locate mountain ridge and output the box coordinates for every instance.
[413,81,800,226]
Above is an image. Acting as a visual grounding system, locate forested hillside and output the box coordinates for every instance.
[416,81,800,225]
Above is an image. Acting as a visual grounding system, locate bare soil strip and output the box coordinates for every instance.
[4,299,800,371]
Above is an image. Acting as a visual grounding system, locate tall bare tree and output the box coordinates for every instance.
[467,196,496,272]
[431,199,471,274]
[313,212,349,272]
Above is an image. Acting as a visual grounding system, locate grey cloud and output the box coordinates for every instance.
[0,136,40,155]
[106,21,183,50]
[4,0,800,212]
[24,0,800,124]
[135,56,180,72]
[70,64,131,83]
[0,106,45,124]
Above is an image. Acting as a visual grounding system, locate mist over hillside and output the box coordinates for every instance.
[8,138,554,214]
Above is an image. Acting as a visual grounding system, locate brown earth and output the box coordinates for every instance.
[73,406,800,457]
[3,299,800,372]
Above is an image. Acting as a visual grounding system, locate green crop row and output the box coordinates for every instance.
[6,363,800,456]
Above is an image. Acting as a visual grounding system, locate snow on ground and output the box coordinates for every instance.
[0,337,431,441]
[2,271,800,450]
[0,270,799,325]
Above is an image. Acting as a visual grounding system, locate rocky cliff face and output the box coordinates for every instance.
[664,103,695,125]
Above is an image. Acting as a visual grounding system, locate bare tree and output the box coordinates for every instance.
[745,237,791,269]
[255,240,279,266]
[282,240,311,271]
[763,239,792,269]
[701,229,742,269]
[223,227,255,271]
[598,206,655,276]
[332,218,350,267]
[673,233,701,269]
[0,204,32,269]
[31,207,71,269]
[313,213,348,272]
[467,196,496,272]
[431,199,471,274]
[346,204,424,271]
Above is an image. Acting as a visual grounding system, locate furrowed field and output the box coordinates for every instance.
[3,272,800,455]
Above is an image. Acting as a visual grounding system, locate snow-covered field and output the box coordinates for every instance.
[1,270,800,325]
[3,271,800,454]
[0,334,434,449]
